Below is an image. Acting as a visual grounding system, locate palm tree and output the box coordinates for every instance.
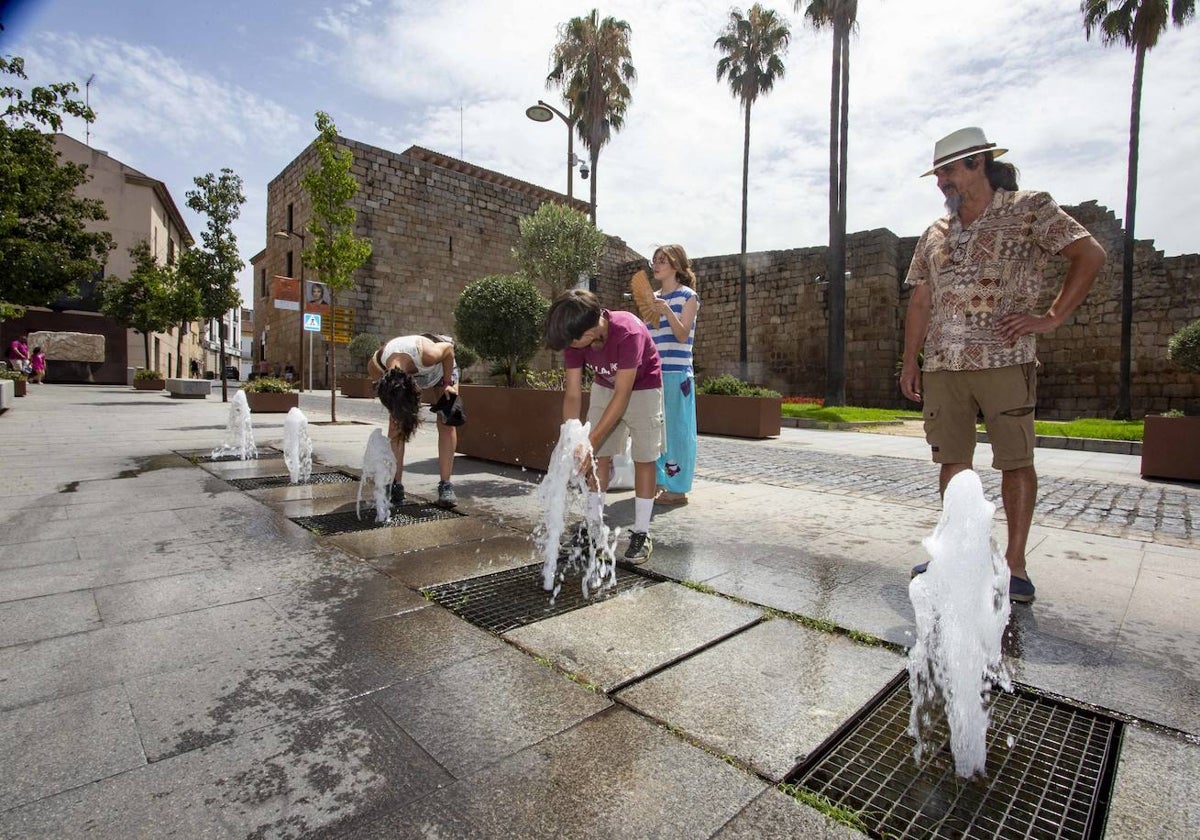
[715,4,791,381]
[798,0,858,406]
[547,9,637,224]
[1082,0,1195,420]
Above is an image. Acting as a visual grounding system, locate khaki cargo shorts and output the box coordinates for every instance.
[587,384,665,462]
[922,363,1037,470]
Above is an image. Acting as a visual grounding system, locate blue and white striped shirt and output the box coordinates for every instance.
[649,286,699,374]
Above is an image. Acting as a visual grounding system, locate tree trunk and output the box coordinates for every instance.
[1116,43,1143,421]
[175,324,185,378]
[219,319,228,403]
[143,331,152,373]
[824,20,847,406]
[329,291,339,422]
[739,100,752,381]
[589,148,598,224]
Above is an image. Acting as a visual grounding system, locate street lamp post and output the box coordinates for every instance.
[525,99,583,203]
[273,229,306,393]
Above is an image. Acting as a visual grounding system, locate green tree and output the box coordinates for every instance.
[454,275,550,387]
[513,202,606,299]
[1082,0,1195,420]
[301,110,373,422]
[547,9,637,223]
[183,168,245,401]
[798,0,860,406]
[0,56,112,317]
[99,241,173,371]
[715,4,791,381]
[160,259,202,378]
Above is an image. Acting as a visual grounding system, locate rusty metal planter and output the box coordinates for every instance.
[1140,414,1200,481]
[454,384,590,472]
[244,391,299,413]
[339,376,376,398]
[132,378,165,391]
[696,393,781,439]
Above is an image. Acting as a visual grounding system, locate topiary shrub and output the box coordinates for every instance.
[346,333,381,375]
[1168,318,1200,374]
[134,368,165,380]
[697,373,781,399]
[242,376,294,393]
[454,274,549,387]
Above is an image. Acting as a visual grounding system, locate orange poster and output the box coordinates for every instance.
[272,275,299,310]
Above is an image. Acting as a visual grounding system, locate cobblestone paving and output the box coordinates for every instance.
[697,437,1198,546]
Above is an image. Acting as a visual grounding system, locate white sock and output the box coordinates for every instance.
[633,497,653,534]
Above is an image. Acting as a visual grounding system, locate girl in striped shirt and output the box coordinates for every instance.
[646,244,700,505]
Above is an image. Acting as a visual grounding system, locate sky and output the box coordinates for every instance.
[3,0,1198,306]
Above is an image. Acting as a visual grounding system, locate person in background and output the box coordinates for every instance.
[29,346,46,383]
[544,289,665,564]
[367,334,460,508]
[900,127,1106,604]
[645,244,700,506]
[7,333,30,373]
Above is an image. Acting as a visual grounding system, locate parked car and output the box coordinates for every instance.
[223,365,240,381]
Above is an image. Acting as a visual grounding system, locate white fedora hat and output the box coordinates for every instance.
[921,126,1007,177]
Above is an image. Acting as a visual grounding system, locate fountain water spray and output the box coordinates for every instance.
[907,469,1012,778]
[358,428,397,523]
[211,390,257,460]
[533,419,617,601]
[282,407,312,484]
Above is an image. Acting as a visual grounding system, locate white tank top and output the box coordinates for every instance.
[381,335,443,390]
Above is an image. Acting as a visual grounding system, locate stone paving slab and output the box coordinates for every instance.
[0,597,297,712]
[264,567,431,629]
[0,683,144,812]
[125,644,359,762]
[1105,725,1200,839]
[0,536,80,571]
[0,588,101,647]
[368,532,539,589]
[327,604,508,695]
[505,582,764,693]
[332,706,767,840]
[372,645,612,778]
[617,618,903,781]
[0,696,453,840]
[710,787,867,839]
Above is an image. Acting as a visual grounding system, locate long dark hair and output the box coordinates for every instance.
[980,154,1019,191]
[377,368,422,443]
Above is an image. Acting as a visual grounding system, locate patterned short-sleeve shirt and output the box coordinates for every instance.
[905,189,1090,371]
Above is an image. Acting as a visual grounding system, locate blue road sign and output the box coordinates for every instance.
[303,313,322,332]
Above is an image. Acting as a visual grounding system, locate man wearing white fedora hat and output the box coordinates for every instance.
[900,127,1107,603]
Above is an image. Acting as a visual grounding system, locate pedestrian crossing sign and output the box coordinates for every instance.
[303,313,322,332]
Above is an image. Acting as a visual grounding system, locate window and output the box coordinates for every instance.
[167,238,176,265]
[287,203,294,233]
[286,251,293,278]
[260,268,267,297]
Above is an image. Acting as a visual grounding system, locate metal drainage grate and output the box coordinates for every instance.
[290,502,464,536]
[186,446,282,463]
[226,471,358,491]
[423,562,655,634]
[786,671,1122,840]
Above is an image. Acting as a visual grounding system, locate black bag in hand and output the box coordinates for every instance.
[431,392,466,426]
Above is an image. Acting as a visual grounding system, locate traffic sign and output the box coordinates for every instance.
[303,313,322,332]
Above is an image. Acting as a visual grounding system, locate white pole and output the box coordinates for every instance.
[308,331,313,391]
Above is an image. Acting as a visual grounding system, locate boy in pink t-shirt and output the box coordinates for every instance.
[544,289,664,563]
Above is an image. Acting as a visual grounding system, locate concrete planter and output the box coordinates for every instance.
[244,391,299,413]
[133,378,165,391]
[696,393,782,439]
[455,384,589,472]
[339,376,376,399]
[1140,415,1200,481]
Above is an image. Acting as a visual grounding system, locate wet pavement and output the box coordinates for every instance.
[1,384,1197,839]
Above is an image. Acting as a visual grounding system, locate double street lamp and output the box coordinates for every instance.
[525,99,591,218]
[273,228,307,392]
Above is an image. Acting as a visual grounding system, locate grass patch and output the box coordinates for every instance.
[781,404,922,423]
[778,783,870,832]
[1031,417,1143,441]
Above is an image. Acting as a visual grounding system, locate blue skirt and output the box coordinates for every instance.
[656,371,697,493]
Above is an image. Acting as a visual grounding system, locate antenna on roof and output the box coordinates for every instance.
[85,74,96,146]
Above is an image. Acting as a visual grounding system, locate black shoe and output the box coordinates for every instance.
[1009,574,1036,604]
[389,483,405,506]
[559,523,590,559]
[436,481,458,508]
[623,530,652,565]
[910,562,929,579]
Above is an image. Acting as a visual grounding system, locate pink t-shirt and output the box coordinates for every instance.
[563,309,662,391]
